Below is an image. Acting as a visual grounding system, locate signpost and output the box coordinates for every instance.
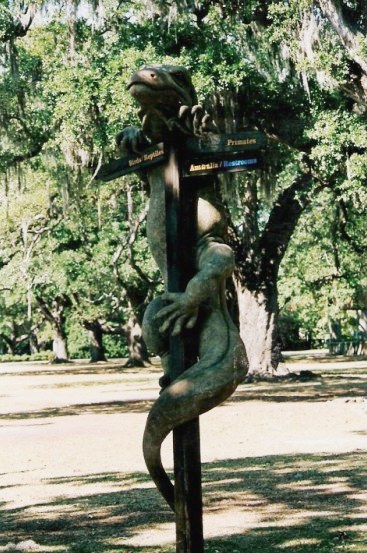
[96,130,265,553]
[164,142,203,552]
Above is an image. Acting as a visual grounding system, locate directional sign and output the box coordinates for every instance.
[182,132,265,178]
[95,132,266,182]
[96,142,165,182]
[185,131,266,156]
[183,155,260,177]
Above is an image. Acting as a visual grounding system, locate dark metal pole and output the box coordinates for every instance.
[164,144,204,553]
[174,419,203,552]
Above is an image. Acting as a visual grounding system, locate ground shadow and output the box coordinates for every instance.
[2,369,367,421]
[283,353,367,364]
[232,370,367,403]
[0,399,154,420]
[1,451,366,552]
[0,360,162,379]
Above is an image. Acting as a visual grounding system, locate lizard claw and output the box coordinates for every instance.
[154,292,199,336]
[175,104,217,136]
[115,126,147,155]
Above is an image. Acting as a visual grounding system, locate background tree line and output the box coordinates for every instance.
[0,0,366,375]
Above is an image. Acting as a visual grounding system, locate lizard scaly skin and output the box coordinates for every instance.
[118,65,248,510]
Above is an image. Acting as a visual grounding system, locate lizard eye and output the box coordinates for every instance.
[173,71,188,86]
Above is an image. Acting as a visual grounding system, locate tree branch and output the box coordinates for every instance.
[34,295,54,324]
[338,198,365,254]
[1,4,36,43]
[258,173,314,284]
[10,141,46,165]
[317,0,367,75]
[112,201,151,285]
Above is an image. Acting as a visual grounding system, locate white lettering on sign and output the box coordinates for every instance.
[189,162,220,172]
[227,138,257,146]
[188,158,257,174]
[143,149,164,162]
[128,157,142,167]
[223,158,257,168]
[128,148,164,167]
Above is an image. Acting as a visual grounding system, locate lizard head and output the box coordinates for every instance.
[127,64,198,113]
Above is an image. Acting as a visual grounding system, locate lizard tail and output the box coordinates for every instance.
[142,333,248,510]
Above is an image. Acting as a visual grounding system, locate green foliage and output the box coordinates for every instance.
[103,334,128,358]
[307,108,367,179]
[0,4,13,42]
[0,351,53,362]
[0,0,367,361]
[279,188,367,343]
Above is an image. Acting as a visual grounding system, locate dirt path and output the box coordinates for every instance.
[0,355,366,552]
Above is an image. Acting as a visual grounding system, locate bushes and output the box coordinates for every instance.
[0,351,54,363]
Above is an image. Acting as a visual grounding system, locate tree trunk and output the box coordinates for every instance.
[1,320,21,355]
[0,333,16,355]
[35,295,70,363]
[232,174,314,377]
[29,330,39,354]
[236,284,288,378]
[84,319,107,362]
[52,325,69,362]
[124,312,150,367]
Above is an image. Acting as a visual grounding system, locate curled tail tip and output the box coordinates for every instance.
[143,427,175,511]
[142,336,247,510]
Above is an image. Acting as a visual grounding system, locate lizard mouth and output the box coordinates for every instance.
[127,81,180,94]
[126,81,172,95]
[127,81,187,107]
[127,80,162,91]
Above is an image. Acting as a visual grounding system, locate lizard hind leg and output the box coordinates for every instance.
[142,297,172,390]
[142,331,247,511]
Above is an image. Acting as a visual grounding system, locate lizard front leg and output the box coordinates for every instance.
[154,241,234,337]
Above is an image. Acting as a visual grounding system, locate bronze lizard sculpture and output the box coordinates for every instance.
[117,64,248,510]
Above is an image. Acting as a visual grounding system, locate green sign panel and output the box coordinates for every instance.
[96,143,165,182]
[185,131,266,156]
